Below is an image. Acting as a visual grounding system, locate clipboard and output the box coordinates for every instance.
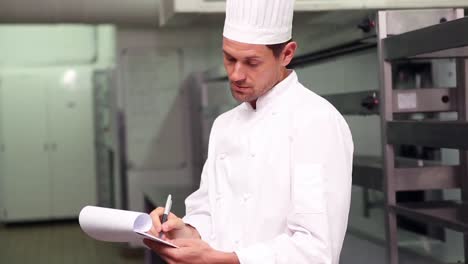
[135,231,179,248]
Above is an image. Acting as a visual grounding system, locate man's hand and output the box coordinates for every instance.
[144,238,239,264]
[149,207,199,239]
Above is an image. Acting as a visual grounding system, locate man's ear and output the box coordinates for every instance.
[281,41,297,67]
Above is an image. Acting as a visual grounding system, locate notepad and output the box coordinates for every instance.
[79,206,178,248]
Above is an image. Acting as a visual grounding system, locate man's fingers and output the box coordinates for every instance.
[149,208,183,237]
[143,239,178,263]
[170,238,195,247]
[149,207,165,233]
[143,239,173,253]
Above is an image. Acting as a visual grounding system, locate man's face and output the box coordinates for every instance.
[222,37,283,104]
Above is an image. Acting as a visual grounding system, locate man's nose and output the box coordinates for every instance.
[230,63,246,82]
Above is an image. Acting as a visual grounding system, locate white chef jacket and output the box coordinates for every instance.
[183,70,353,264]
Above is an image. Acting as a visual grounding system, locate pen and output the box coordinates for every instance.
[159,194,172,238]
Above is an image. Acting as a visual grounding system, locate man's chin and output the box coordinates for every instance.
[231,91,253,103]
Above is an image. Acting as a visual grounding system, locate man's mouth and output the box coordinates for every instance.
[232,83,250,90]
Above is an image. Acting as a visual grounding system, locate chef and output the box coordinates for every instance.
[145,0,354,263]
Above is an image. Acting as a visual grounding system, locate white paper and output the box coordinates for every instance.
[79,206,178,248]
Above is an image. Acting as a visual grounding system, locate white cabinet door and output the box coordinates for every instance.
[46,68,97,218]
[0,75,51,221]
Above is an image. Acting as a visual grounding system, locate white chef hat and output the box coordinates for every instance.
[223,0,295,45]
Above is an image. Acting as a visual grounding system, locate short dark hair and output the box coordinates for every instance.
[266,39,292,58]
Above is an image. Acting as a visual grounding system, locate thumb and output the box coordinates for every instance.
[162,218,185,232]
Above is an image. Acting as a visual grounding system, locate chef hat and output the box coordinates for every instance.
[223,0,295,45]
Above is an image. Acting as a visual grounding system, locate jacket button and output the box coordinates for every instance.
[219,153,226,160]
[243,193,251,202]
[250,153,256,158]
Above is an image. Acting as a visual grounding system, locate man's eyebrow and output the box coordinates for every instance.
[223,50,234,57]
[245,56,261,60]
[223,50,261,60]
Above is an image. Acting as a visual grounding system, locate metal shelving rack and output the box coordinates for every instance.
[378,9,468,264]
[323,8,468,264]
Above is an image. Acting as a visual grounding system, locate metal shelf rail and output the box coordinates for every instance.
[352,156,461,193]
[377,9,468,264]
[323,87,457,115]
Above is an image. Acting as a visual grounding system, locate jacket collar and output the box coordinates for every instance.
[242,70,297,113]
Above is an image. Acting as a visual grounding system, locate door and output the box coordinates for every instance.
[46,68,97,218]
[0,76,4,220]
[0,74,51,221]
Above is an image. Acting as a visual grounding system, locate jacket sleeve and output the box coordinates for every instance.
[182,118,219,242]
[182,160,212,241]
[235,110,353,264]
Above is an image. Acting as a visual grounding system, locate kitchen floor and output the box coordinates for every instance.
[0,220,459,264]
[0,220,144,264]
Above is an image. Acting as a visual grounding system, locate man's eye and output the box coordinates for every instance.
[247,61,260,67]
